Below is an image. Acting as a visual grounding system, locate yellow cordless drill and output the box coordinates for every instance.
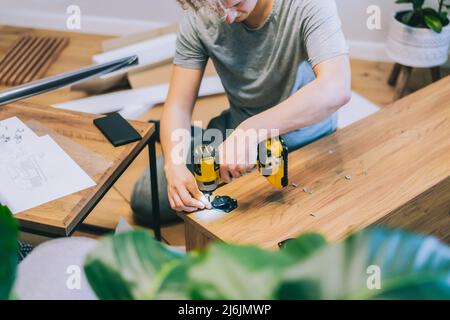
[193,144,221,194]
[257,136,289,189]
[194,137,288,196]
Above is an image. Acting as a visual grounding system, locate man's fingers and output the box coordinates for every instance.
[237,164,247,175]
[186,181,212,209]
[220,166,232,183]
[168,194,176,210]
[171,192,196,213]
[230,169,241,179]
[228,165,241,179]
[185,179,202,200]
[177,185,205,209]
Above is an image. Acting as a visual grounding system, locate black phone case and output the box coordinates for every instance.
[93,113,142,147]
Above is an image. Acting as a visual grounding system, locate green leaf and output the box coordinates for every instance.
[279,233,327,261]
[439,11,449,24]
[425,14,443,32]
[277,228,450,300]
[396,0,425,9]
[84,230,186,300]
[401,11,416,25]
[188,243,295,300]
[0,205,18,300]
[153,260,190,300]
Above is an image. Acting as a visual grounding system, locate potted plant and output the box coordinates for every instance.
[3,205,450,300]
[387,0,450,68]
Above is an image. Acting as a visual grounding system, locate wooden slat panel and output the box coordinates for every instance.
[0,35,69,86]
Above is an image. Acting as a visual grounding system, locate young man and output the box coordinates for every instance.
[131,0,351,223]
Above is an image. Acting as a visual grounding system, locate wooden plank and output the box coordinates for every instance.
[181,77,450,250]
[0,101,154,236]
[375,175,450,242]
[0,35,69,86]
[185,221,216,251]
[8,36,49,85]
[22,37,70,84]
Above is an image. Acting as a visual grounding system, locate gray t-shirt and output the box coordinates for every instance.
[174,0,348,128]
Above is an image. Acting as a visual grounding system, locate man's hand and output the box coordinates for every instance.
[165,164,212,213]
[217,129,257,183]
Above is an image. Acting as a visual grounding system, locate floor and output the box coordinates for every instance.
[2,25,448,247]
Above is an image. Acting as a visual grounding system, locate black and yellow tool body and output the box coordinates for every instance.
[257,136,289,189]
[194,145,220,193]
[194,137,289,194]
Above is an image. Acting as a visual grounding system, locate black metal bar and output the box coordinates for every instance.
[0,55,138,106]
[148,135,161,241]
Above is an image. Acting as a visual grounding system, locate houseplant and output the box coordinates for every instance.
[387,0,450,67]
[2,205,450,300]
[0,205,18,300]
[83,228,450,300]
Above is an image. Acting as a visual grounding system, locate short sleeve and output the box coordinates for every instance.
[174,11,209,69]
[300,0,349,67]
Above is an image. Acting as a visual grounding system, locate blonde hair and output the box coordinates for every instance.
[177,0,211,10]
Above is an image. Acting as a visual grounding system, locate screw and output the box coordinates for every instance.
[303,186,312,194]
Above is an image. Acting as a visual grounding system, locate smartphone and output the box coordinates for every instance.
[93,113,142,147]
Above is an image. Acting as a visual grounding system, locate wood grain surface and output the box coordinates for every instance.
[0,35,69,86]
[0,101,154,236]
[181,77,450,250]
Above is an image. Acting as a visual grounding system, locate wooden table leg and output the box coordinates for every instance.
[148,136,161,241]
[388,63,402,86]
[394,65,412,100]
[185,220,215,251]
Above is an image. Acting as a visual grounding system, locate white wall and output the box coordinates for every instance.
[0,0,442,61]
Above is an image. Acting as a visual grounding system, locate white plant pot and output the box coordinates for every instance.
[386,14,450,68]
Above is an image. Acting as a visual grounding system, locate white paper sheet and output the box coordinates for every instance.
[0,116,39,146]
[55,76,225,119]
[92,33,177,80]
[338,92,380,129]
[0,134,96,214]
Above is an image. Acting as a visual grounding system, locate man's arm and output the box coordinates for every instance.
[241,55,351,135]
[218,55,351,182]
[161,65,211,212]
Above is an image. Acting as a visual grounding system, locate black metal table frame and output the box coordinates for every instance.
[19,133,161,241]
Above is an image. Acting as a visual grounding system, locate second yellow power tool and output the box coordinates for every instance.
[257,136,289,189]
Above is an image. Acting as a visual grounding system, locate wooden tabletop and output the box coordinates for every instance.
[182,77,450,249]
[0,101,154,236]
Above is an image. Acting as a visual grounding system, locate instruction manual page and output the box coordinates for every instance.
[0,117,96,214]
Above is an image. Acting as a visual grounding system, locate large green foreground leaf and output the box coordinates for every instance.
[84,229,187,300]
[189,244,295,300]
[0,205,18,300]
[84,228,450,300]
[278,228,450,299]
[280,233,327,260]
[188,233,327,300]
